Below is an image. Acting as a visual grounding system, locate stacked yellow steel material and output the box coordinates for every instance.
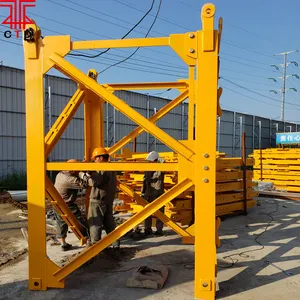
[116,151,257,224]
[215,156,257,216]
[252,148,300,192]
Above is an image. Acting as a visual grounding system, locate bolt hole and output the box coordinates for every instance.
[206,8,211,14]
[34,282,39,287]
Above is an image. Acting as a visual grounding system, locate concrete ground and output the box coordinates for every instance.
[0,197,300,300]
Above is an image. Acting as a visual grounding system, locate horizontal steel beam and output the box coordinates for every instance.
[104,81,188,91]
[46,162,178,172]
[71,37,169,50]
[50,54,194,160]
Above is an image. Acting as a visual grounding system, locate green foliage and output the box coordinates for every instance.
[0,172,27,191]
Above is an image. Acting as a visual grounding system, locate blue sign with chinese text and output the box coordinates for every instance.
[276,132,300,144]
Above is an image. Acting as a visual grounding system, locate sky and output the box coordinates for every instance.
[1,0,300,123]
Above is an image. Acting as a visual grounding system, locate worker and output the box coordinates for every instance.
[79,147,119,248]
[53,159,89,251]
[141,151,165,237]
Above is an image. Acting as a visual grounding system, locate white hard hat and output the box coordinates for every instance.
[146,151,159,161]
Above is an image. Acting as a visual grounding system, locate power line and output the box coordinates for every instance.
[112,0,191,31]
[67,0,156,59]
[115,0,279,63]
[219,75,276,87]
[177,0,281,47]
[225,22,280,46]
[65,0,165,36]
[47,0,153,38]
[221,56,276,72]
[0,25,187,77]
[99,0,162,74]
[0,38,186,78]
[221,52,272,66]
[221,68,268,79]
[287,90,299,102]
[222,40,278,60]
[0,37,22,47]
[222,85,300,111]
[221,77,300,107]
[22,14,182,66]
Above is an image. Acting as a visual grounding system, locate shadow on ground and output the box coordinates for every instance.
[1,198,300,300]
[0,248,194,300]
[217,197,300,298]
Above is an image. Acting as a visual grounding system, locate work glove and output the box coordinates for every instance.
[79,172,90,180]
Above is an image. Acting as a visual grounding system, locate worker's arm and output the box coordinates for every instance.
[79,171,109,188]
[63,175,87,189]
[141,171,153,196]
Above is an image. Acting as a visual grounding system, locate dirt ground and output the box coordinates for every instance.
[0,197,300,300]
[0,204,28,268]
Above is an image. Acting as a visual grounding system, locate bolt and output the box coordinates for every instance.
[203,178,209,183]
[204,166,209,171]
[202,282,208,288]
[189,33,195,38]
[204,153,209,158]
[189,48,195,53]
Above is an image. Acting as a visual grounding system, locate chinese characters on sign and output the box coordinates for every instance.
[276,132,300,145]
[0,0,36,38]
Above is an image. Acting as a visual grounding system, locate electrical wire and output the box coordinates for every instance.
[66,0,156,59]
[221,68,270,79]
[221,52,272,66]
[219,199,279,269]
[65,0,165,37]
[99,0,162,74]
[221,77,300,107]
[220,75,277,87]
[47,0,151,38]
[113,0,191,31]
[222,40,278,60]
[115,0,279,62]
[177,0,281,47]
[10,16,183,69]
[221,85,300,111]
[0,38,186,78]
[221,57,276,72]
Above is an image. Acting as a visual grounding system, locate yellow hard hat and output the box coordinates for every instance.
[91,147,108,161]
[67,159,78,163]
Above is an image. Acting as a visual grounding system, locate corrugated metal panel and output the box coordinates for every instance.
[2,66,300,176]
[0,67,25,113]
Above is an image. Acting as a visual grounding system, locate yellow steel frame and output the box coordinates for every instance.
[23,3,221,299]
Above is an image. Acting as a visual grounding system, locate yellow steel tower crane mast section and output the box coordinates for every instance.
[23,3,222,299]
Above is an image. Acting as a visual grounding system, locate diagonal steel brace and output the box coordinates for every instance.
[117,180,191,237]
[53,178,193,281]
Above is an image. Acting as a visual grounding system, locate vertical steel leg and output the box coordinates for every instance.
[188,67,195,141]
[195,4,218,299]
[24,38,63,290]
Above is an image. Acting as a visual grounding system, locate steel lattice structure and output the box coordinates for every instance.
[23,3,222,299]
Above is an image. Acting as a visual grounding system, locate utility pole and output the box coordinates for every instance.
[269,50,299,122]
[281,53,287,121]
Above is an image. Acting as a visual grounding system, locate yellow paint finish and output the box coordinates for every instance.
[194,3,218,298]
[45,89,85,158]
[53,179,193,281]
[108,91,189,155]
